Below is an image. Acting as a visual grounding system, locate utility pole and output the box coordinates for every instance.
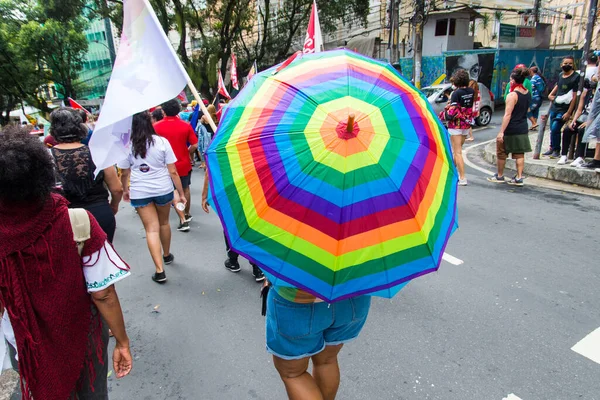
[533,0,542,24]
[412,0,425,89]
[387,0,397,63]
[394,0,401,64]
[578,0,598,94]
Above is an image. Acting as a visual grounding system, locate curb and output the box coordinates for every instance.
[483,140,600,190]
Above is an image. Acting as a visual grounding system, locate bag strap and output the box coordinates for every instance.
[68,208,91,256]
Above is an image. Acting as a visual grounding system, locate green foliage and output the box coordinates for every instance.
[0,0,88,124]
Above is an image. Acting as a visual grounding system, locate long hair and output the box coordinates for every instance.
[468,79,479,100]
[131,111,156,159]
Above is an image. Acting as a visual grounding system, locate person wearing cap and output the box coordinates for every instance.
[504,64,533,100]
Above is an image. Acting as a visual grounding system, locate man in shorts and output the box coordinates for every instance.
[154,99,198,231]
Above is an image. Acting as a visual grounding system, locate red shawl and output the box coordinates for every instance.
[0,193,106,400]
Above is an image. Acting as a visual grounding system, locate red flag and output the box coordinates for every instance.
[177,90,188,103]
[274,51,302,75]
[231,53,239,90]
[68,97,91,114]
[218,71,231,100]
[303,1,323,54]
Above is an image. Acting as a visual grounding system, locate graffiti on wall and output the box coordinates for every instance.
[446,53,496,90]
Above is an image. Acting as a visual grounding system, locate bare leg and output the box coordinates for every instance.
[136,204,163,273]
[273,356,323,400]
[515,156,525,179]
[451,135,466,180]
[312,344,343,400]
[497,158,506,177]
[184,187,192,215]
[156,203,172,257]
[594,145,600,161]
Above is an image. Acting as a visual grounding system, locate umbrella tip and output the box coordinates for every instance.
[347,113,356,133]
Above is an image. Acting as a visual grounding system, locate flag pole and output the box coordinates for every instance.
[186,78,217,133]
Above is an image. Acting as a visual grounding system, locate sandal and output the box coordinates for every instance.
[529,125,538,131]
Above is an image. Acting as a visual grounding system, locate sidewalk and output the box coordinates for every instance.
[482,130,600,189]
[0,370,19,400]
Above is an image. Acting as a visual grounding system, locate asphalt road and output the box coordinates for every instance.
[106,112,600,399]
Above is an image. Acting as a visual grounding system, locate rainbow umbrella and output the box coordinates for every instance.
[206,49,458,302]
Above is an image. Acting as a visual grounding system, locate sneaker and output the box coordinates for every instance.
[549,151,561,159]
[596,168,600,174]
[224,259,241,273]
[458,178,468,186]
[557,155,568,165]
[542,149,554,156]
[184,214,193,223]
[579,160,600,169]
[252,265,265,282]
[507,176,524,186]
[163,253,174,265]
[487,174,506,183]
[152,271,167,283]
[177,221,190,232]
[570,157,585,167]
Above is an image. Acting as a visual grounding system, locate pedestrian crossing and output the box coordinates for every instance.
[572,327,600,365]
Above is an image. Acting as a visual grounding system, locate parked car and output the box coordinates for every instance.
[422,83,495,127]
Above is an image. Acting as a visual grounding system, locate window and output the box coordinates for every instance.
[435,19,448,36]
[102,31,106,40]
[449,19,456,36]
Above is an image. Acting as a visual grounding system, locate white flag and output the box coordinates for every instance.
[90,0,189,173]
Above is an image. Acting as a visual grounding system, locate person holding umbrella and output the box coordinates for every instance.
[205,50,458,399]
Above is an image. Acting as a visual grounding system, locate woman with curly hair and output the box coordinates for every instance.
[445,69,474,186]
[117,111,186,284]
[0,127,132,399]
[50,108,123,242]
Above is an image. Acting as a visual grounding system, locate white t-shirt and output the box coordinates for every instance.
[117,135,177,200]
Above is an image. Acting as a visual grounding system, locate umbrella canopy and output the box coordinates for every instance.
[206,49,458,302]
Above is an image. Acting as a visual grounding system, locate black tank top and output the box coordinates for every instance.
[51,146,109,208]
[505,91,531,136]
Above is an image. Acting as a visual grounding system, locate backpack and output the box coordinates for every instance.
[68,208,91,256]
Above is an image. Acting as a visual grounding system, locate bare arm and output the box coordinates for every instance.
[103,167,123,214]
[168,163,185,202]
[120,169,131,202]
[91,286,132,378]
[548,85,558,101]
[571,89,587,125]
[202,167,210,214]
[498,92,517,141]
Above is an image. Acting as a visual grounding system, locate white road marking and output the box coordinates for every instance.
[462,138,496,176]
[442,252,464,265]
[571,327,600,365]
[503,394,523,400]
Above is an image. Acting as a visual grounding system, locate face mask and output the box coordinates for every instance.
[451,85,457,90]
[562,65,573,72]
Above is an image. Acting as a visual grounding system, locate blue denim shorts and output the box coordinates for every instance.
[265,289,371,360]
[130,191,174,208]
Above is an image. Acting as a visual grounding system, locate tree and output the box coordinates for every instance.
[478,13,491,46]
[18,19,88,100]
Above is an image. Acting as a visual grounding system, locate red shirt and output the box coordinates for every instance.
[153,116,198,177]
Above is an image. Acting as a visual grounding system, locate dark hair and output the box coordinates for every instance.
[77,109,88,123]
[588,53,598,64]
[49,108,88,143]
[161,99,181,116]
[0,126,56,205]
[451,69,470,87]
[530,66,539,74]
[563,55,575,62]
[131,111,156,159]
[511,67,530,84]
[151,108,164,122]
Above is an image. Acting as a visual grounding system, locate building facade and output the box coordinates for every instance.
[76,17,118,100]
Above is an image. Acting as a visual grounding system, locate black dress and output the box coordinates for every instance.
[51,146,116,242]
